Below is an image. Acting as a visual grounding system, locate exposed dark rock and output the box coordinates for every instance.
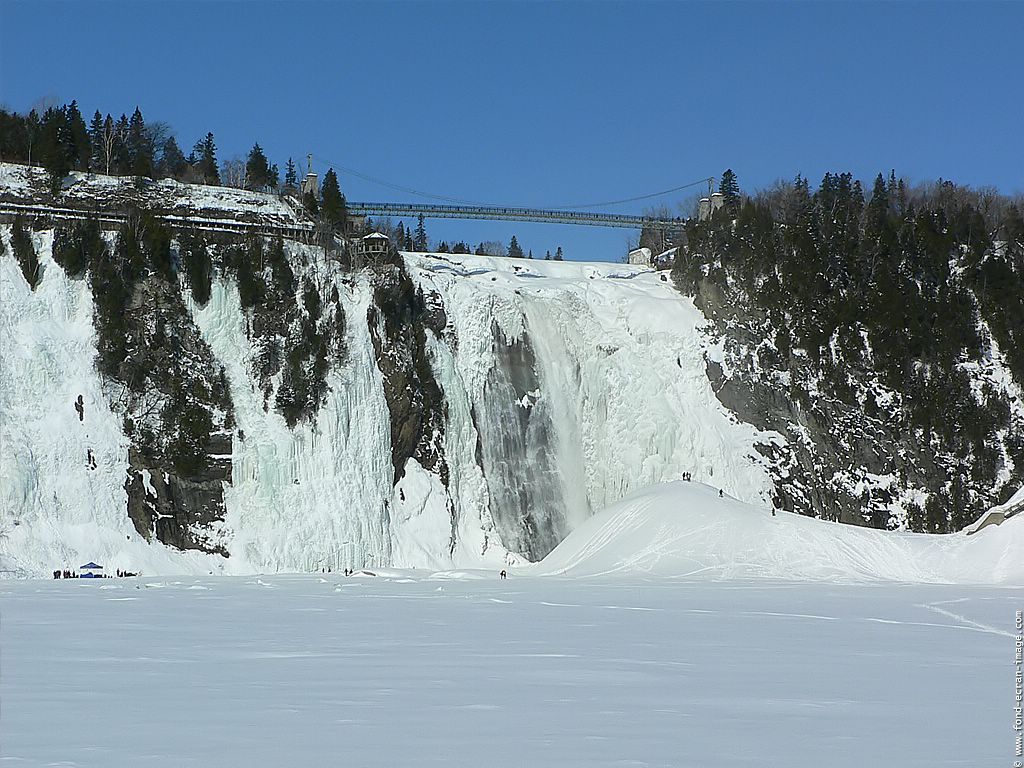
[475,321,566,561]
[366,254,448,486]
[84,216,235,553]
[126,443,230,555]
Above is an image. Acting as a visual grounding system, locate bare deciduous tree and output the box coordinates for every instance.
[220,157,246,188]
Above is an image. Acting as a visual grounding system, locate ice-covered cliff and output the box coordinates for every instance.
[0,222,778,576]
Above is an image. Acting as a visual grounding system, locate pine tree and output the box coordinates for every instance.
[545,250,551,260]
[53,217,104,277]
[88,110,105,171]
[11,216,41,289]
[65,101,90,171]
[178,228,211,303]
[284,157,297,190]
[236,237,265,308]
[113,114,130,174]
[320,168,347,230]
[554,246,563,261]
[245,143,272,190]
[303,189,319,217]
[159,137,188,180]
[508,235,524,259]
[413,214,428,251]
[719,169,741,215]
[865,173,891,240]
[39,107,71,196]
[192,132,219,184]
[127,107,154,178]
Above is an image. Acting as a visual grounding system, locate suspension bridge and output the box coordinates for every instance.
[315,155,711,233]
[345,201,685,230]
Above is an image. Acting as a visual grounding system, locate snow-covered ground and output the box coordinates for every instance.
[0,163,302,226]
[535,481,1024,584]
[2,483,1021,767]
[1,573,1016,767]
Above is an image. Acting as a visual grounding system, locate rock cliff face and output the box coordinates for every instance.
[671,179,1024,532]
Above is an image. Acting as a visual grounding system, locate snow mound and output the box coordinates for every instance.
[534,482,1024,584]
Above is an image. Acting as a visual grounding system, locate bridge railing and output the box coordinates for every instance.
[347,201,685,230]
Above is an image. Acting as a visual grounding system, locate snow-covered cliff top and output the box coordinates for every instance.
[0,163,303,226]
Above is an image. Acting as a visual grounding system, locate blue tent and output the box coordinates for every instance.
[79,562,104,578]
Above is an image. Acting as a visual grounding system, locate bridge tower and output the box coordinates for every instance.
[300,154,318,198]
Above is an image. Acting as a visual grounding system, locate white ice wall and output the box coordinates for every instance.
[0,228,225,576]
[189,270,395,574]
[2,240,779,576]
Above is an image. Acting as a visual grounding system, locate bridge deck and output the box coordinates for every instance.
[347,202,683,230]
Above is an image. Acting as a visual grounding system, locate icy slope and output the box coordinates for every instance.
[535,481,1024,584]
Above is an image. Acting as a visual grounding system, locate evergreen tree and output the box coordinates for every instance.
[179,229,213,305]
[11,216,40,289]
[545,250,552,260]
[303,189,319,217]
[320,168,347,230]
[302,278,322,322]
[192,132,220,184]
[508,235,524,259]
[236,237,265,308]
[53,217,103,277]
[554,246,564,261]
[719,169,741,215]
[245,143,273,190]
[127,107,154,179]
[413,214,428,251]
[39,107,71,196]
[113,114,131,174]
[159,137,188,180]
[267,236,295,299]
[24,109,40,166]
[88,110,105,171]
[65,100,90,171]
[284,157,298,191]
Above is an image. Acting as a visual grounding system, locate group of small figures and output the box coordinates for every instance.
[319,567,358,576]
[52,568,139,579]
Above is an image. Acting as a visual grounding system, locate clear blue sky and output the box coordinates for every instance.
[1,1,1021,261]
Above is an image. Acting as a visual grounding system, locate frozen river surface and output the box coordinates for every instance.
[1,573,1017,767]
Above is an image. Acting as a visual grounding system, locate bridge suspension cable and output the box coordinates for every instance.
[311,153,713,212]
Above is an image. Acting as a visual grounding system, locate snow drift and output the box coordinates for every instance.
[536,481,1024,584]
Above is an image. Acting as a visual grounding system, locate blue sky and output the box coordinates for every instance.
[1,1,1021,261]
